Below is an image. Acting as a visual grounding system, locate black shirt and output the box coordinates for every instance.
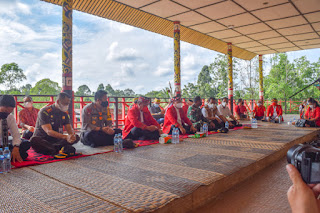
[33,104,70,142]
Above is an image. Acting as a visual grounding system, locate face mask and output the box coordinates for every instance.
[257,103,261,107]
[175,103,183,109]
[24,102,32,108]
[310,105,314,109]
[0,112,9,119]
[59,104,69,112]
[101,101,109,107]
[222,102,227,107]
[154,104,159,107]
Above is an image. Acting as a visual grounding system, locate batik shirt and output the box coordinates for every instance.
[19,107,39,130]
[187,104,208,125]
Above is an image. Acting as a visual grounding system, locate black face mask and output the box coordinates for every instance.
[101,101,109,107]
[0,112,9,120]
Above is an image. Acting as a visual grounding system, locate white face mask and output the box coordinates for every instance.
[24,102,32,108]
[222,102,227,107]
[59,104,69,112]
[257,103,261,107]
[310,105,314,109]
[154,104,159,107]
[175,103,183,109]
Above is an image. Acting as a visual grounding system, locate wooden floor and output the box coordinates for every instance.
[1,115,318,213]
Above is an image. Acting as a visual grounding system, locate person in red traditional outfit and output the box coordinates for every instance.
[266,98,283,122]
[253,99,266,120]
[304,98,320,127]
[123,96,162,140]
[19,96,39,140]
[234,99,248,120]
[163,96,196,135]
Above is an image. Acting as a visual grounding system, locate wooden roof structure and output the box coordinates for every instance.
[42,0,320,60]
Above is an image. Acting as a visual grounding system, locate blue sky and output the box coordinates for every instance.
[1,0,320,94]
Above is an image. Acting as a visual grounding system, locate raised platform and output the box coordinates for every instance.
[0,117,319,212]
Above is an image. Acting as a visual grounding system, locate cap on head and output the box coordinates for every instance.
[0,95,16,108]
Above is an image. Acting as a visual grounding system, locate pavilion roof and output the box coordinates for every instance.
[42,0,320,60]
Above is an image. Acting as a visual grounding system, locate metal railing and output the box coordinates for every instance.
[12,95,303,129]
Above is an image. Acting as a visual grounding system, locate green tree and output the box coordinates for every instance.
[0,63,27,90]
[30,78,61,95]
[97,83,105,91]
[105,84,115,95]
[20,84,32,95]
[76,85,91,96]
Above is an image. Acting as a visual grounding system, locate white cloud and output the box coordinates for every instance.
[0,0,31,18]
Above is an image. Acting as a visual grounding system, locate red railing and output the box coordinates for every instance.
[12,95,303,130]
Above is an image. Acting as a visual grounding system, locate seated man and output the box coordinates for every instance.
[182,99,193,116]
[304,98,320,127]
[217,97,238,128]
[234,99,248,120]
[202,97,226,129]
[30,92,80,158]
[19,96,39,140]
[253,99,266,120]
[0,95,30,162]
[123,96,162,140]
[266,98,283,122]
[163,96,196,135]
[80,90,122,147]
[149,98,165,124]
[188,96,215,131]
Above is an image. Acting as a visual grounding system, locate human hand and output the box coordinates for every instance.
[12,147,23,163]
[146,125,158,132]
[190,125,197,133]
[28,126,35,133]
[179,127,186,135]
[286,164,320,213]
[67,134,76,143]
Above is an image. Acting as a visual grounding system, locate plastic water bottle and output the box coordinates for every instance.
[114,134,119,153]
[225,121,229,129]
[3,147,11,173]
[200,126,203,133]
[279,115,282,124]
[0,148,4,174]
[251,118,258,128]
[172,128,177,144]
[176,128,180,144]
[203,123,208,136]
[118,134,123,153]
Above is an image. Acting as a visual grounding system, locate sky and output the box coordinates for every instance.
[1,0,320,94]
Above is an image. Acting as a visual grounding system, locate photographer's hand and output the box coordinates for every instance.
[286,164,320,213]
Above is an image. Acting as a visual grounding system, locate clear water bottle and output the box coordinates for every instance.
[0,148,4,174]
[225,121,229,129]
[200,126,203,133]
[203,123,208,136]
[176,128,180,144]
[279,115,282,124]
[113,134,119,153]
[251,118,258,128]
[3,147,11,173]
[118,134,123,153]
[172,128,177,144]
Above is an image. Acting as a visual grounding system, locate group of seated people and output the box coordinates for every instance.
[1,91,319,163]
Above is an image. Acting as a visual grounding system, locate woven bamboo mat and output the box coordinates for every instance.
[0,168,127,213]
[1,119,318,213]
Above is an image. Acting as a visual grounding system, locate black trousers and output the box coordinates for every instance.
[30,135,80,156]
[212,119,224,129]
[305,120,317,127]
[125,127,160,140]
[194,121,216,132]
[168,124,195,135]
[22,130,33,140]
[255,116,264,120]
[80,128,122,147]
[7,139,31,161]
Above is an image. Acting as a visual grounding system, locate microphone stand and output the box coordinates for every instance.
[289,78,320,99]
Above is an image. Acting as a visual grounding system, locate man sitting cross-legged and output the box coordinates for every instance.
[30,92,80,158]
[123,96,162,140]
[163,96,196,135]
[80,90,122,147]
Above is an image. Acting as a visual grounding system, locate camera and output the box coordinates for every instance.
[287,144,320,184]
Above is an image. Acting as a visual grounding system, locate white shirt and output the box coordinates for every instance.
[217,104,232,117]
[140,111,144,123]
[175,107,182,126]
[0,114,21,146]
[201,107,208,118]
[273,106,278,117]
